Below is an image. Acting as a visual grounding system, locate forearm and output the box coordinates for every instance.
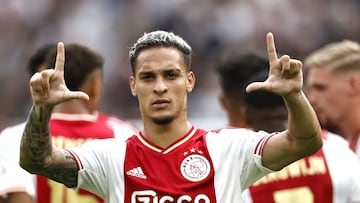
[7,192,34,203]
[19,105,53,173]
[284,91,322,151]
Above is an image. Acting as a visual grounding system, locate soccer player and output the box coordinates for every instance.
[304,40,360,158]
[239,70,360,203]
[19,30,322,202]
[1,43,138,203]
[216,52,269,129]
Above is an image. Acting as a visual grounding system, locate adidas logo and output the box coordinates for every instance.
[126,166,147,179]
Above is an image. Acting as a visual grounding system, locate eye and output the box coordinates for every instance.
[140,73,154,81]
[313,84,327,92]
[165,71,178,79]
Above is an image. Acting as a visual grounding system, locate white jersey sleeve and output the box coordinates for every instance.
[66,138,127,202]
[206,128,274,190]
[0,122,36,198]
[241,131,360,203]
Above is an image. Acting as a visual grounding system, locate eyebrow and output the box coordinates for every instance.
[138,66,183,75]
[164,68,182,74]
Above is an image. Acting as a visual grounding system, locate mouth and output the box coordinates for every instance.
[152,99,170,109]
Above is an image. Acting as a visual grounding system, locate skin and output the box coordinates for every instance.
[19,43,88,188]
[129,47,195,148]
[19,33,322,190]
[1,192,34,203]
[7,46,103,202]
[246,34,322,170]
[53,69,103,114]
[306,67,360,141]
[219,94,249,128]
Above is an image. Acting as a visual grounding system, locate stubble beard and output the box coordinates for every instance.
[151,116,175,125]
[149,107,186,125]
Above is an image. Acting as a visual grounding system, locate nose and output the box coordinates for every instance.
[153,78,168,94]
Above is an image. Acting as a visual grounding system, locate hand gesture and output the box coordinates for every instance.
[29,42,89,107]
[246,33,303,96]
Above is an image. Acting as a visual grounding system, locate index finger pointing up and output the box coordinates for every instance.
[266,32,278,62]
[55,42,65,72]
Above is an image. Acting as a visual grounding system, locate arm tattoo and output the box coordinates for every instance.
[46,152,79,188]
[20,105,78,188]
[21,105,52,168]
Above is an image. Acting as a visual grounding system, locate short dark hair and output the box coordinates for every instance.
[244,70,285,108]
[27,44,57,75]
[129,30,192,73]
[216,53,269,101]
[45,43,104,91]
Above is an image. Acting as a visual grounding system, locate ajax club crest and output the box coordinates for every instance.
[180,154,210,182]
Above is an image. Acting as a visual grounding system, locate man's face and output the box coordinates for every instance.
[129,47,195,125]
[305,67,349,132]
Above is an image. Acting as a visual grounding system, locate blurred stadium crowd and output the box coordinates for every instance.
[1,0,360,130]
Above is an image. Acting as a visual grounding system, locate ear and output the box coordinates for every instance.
[129,76,137,96]
[80,70,103,112]
[90,72,103,98]
[348,74,360,96]
[81,70,102,98]
[186,71,195,93]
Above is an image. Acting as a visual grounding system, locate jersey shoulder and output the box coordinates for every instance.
[100,113,138,135]
[322,130,349,148]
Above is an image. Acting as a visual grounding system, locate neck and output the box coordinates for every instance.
[228,122,249,129]
[53,100,93,114]
[332,109,360,142]
[142,115,192,148]
[228,114,249,129]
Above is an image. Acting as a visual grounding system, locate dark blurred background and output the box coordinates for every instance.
[1,0,360,130]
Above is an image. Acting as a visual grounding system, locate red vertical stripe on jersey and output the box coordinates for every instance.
[65,149,83,170]
[254,134,274,156]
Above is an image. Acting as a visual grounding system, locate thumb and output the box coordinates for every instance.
[64,91,90,101]
[246,81,267,93]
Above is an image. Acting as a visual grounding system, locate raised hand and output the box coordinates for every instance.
[246,33,303,96]
[29,42,89,107]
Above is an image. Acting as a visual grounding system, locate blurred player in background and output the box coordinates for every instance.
[304,40,360,158]
[216,52,268,129]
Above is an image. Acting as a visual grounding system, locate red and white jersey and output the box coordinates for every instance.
[0,112,138,203]
[242,130,360,203]
[0,122,36,198]
[67,126,274,203]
